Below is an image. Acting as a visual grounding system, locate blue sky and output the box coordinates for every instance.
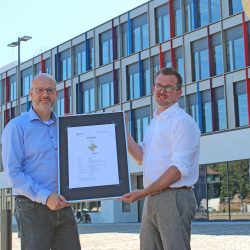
[0,0,148,68]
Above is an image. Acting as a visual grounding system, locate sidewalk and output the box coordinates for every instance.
[11,222,250,249]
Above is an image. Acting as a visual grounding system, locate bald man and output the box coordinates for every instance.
[2,74,81,250]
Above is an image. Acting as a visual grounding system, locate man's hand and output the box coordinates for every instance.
[119,189,146,203]
[46,193,70,210]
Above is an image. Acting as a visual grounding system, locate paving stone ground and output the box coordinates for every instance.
[10,222,250,250]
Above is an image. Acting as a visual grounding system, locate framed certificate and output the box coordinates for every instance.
[58,112,130,202]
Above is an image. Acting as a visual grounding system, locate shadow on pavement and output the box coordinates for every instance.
[192,223,250,236]
[12,222,250,236]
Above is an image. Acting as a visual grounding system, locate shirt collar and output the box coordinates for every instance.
[28,107,57,122]
[154,102,179,121]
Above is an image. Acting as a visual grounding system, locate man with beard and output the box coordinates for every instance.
[120,68,200,250]
[2,73,81,250]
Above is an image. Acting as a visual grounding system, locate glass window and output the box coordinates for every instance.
[164,51,171,68]
[197,0,220,27]
[152,55,160,80]
[56,90,64,116]
[132,14,149,53]
[113,26,119,61]
[20,101,31,114]
[228,160,250,220]
[122,202,131,212]
[174,0,183,37]
[207,163,229,220]
[194,165,208,220]
[74,38,94,72]
[184,0,195,32]
[214,86,227,130]
[21,67,33,96]
[234,81,248,127]
[229,0,243,15]
[97,72,114,109]
[99,29,113,65]
[192,38,210,81]
[198,0,209,27]
[74,43,86,75]
[21,103,27,114]
[211,33,224,76]
[127,63,140,100]
[134,106,150,144]
[4,109,10,126]
[187,93,198,123]
[142,59,150,96]
[44,58,51,74]
[35,63,41,76]
[74,201,101,213]
[178,96,185,109]
[11,106,16,119]
[88,38,94,70]
[121,22,128,57]
[9,74,17,101]
[66,87,72,114]
[155,3,170,43]
[0,79,4,104]
[201,90,212,133]
[59,50,71,81]
[175,47,185,82]
[0,79,3,104]
[89,201,101,212]
[225,26,245,72]
[82,79,95,113]
[211,0,221,23]
[115,69,120,104]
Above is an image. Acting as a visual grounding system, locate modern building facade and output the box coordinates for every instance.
[0,0,250,222]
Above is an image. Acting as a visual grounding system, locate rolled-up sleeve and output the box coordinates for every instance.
[169,117,200,178]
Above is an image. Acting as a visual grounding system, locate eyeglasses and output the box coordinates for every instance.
[153,83,180,93]
[32,88,56,95]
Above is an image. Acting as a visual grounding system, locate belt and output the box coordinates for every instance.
[15,195,30,201]
[150,186,192,196]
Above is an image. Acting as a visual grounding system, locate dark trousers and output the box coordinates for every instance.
[15,196,81,250]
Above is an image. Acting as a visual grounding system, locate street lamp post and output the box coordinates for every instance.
[1,36,32,250]
[7,35,32,115]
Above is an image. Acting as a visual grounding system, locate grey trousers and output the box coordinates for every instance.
[140,189,197,250]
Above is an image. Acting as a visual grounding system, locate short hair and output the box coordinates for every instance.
[155,67,183,89]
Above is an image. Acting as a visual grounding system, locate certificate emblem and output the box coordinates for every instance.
[88,143,97,151]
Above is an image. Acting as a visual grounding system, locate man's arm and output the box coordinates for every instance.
[2,121,68,210]
[119,166,181,202]
[120,117,200,203]
[127,132,144,165]
[125,114,143,164]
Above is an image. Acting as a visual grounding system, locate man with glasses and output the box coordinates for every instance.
[2,73,81,250]
[120,67,200,250]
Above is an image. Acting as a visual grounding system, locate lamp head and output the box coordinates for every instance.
[20,36,32,42]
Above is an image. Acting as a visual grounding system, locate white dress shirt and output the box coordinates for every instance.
[141,102,200,188]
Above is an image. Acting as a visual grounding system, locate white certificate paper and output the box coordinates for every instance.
[67,124,119,189]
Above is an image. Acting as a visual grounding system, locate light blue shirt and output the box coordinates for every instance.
[2,107,58,205]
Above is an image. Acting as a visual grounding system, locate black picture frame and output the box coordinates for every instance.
[58,111,130,202]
